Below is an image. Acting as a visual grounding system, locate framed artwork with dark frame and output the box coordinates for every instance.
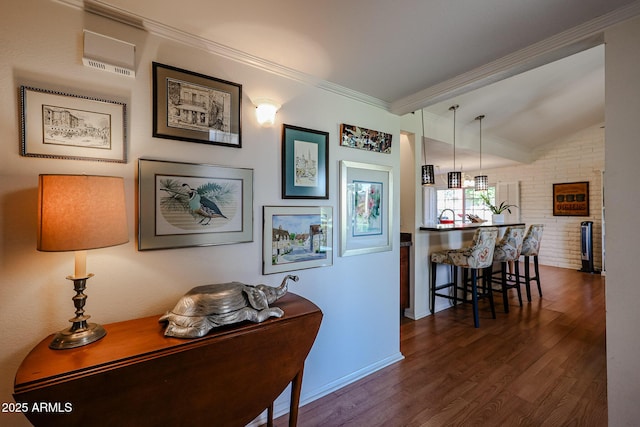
[340,161,393,256]
[340,123,392,154]
[20,85,126,162]
[138,158,253,250]
[553,181,589,216]
[281,124,329,199]
[152,62,242,148]
[263,205,333,274]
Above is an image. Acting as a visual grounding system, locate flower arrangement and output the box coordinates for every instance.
[479,193,517,214]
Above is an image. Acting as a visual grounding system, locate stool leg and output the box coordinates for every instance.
[471,269,479,328]
[534,255,542,297]
[514,261,523,306]
[486,267,496,319]
[430,261,436,314]
[524,256,532,302]
[453,266,459,306]
[500,261,509,313]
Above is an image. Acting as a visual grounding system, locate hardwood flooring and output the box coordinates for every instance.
[274,265,607,426]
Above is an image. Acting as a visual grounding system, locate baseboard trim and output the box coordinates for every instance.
[248,351,405,426]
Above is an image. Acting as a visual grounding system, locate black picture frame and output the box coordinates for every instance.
[152,62,242,148]
[340,123,392,154]
[281,124,329,199]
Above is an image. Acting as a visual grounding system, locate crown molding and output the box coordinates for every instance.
[58,0,640,115]
[390,0,640,115]
[56,0,390,110]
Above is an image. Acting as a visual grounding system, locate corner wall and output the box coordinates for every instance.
[0,1,402,425]
[604,16,640,426]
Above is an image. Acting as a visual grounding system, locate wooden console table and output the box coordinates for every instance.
[14,293,322,427]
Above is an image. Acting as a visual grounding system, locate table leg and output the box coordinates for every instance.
[289,367,304,427]
[267,402,274,427]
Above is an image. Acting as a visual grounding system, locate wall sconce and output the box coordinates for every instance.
[255,99,280,126]
[37,175,129,349]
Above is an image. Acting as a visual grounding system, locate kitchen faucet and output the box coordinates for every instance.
[438,209,456,223]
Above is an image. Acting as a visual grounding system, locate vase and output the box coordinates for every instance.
[492,214,505,224]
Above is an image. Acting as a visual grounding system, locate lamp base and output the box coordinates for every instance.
[49,322,106,350]
[49,274,106,350]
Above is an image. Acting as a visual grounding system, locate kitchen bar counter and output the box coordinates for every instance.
[405,222,526,319]
[420,222,525,232]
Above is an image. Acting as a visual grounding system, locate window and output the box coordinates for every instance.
[437,186,496,222]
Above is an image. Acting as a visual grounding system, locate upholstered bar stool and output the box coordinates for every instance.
[491,225,525,313]
[520,224,544,301]
[429,228,485,314]
[430,227,499,327]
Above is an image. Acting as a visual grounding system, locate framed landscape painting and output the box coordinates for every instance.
[153,62,242,148]
[138,158,253,250]
[263,206,333,274]
[20,86,126,162]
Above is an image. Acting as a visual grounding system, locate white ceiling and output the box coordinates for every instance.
[66,0,640,169]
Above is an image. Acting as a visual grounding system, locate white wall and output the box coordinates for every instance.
[0,1,403,425]
[470,125,605,271]
[604,16,640,426]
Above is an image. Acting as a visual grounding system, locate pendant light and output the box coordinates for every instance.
[447,105,462,189]
[474,114,488,191]
[420,109,435,186]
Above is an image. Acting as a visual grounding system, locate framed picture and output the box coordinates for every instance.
[340,161,393,256]
[263,206,333,274]
[138,158,253,250]
[340,123,392,154]
[20,86,126,162]
[152,62,242,148]
[281,124,329,199]
[553,181,589,216]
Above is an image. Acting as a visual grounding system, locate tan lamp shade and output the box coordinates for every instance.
[37,175,129,252]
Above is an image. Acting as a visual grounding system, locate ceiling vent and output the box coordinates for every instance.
[82,30,135,78]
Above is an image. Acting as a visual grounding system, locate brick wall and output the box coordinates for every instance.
[481,125,604,270]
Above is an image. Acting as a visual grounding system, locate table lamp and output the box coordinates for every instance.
[37,174,129,350]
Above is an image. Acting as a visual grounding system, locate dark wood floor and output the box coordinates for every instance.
[274,265,607,426]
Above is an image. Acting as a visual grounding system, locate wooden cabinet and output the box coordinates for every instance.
[14,293,322,427]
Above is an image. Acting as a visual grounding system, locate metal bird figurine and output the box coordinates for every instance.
[182,184,227,225]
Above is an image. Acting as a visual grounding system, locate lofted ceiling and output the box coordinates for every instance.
[63,0,640,169]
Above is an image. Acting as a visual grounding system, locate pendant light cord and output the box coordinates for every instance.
[476,115,484,173]
[449,105,459,170]
[421,109,426,164]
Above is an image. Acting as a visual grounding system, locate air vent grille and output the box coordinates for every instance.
[82,58,134,77]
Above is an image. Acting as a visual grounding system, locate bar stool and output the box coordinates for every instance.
[491,225,525,313]
[520,224,544,301]
[430,227,499,327]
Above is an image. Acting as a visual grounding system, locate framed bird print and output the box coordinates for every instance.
[138,158,253,250]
